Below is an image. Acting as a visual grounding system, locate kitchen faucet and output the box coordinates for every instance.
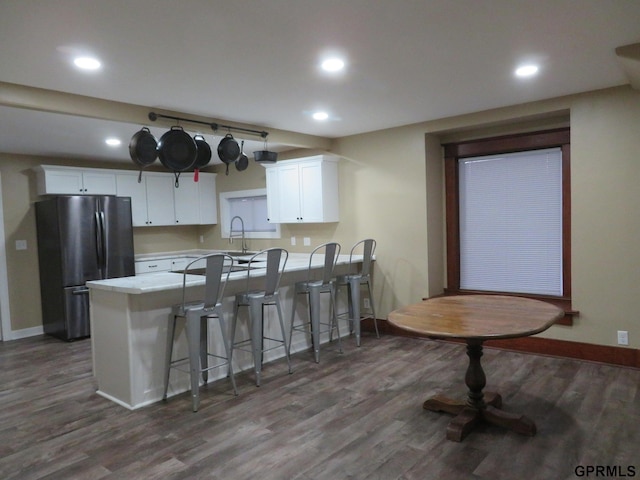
[229,215,248,253]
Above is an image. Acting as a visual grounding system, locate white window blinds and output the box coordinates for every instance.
[458,147,563,296]
[228,195,275,233]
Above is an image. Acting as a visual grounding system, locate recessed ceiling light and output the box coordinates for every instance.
[312,111,329,121]
[105,138,121,147]
[515,64,539,77]
[74,56,101,70]
[321,57,345,72]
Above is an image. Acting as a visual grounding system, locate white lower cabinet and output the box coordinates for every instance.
[135,256,202,275]
[134,258,172,274]
[264,155,339,223]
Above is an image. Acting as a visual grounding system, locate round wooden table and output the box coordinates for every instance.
[388,295,564,442]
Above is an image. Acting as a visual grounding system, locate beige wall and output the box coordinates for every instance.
[2,85,640,351]
[332,85,640,349]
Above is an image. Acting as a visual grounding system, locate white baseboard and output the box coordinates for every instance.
[4,325,45,341]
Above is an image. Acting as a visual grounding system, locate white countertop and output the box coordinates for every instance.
[87,252,362,295]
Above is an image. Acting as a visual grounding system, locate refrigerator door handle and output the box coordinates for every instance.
[95,211,105,275]
[72,288,90,295]
[99,211,107,274]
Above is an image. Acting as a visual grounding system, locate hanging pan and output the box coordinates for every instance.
[235,140,249,171]
[129,127,158,182]
[158,126,198,186]
[192,134,212,182]
[217,133,240,175]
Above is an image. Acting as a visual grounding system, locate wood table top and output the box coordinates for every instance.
[388,295,564,340]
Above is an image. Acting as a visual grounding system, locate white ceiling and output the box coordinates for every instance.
[1,0,639,164]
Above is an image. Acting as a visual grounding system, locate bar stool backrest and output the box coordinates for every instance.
[308,242,341,284]
[352,238,376,277]
[245,248,288,297]
[181,253,233,310]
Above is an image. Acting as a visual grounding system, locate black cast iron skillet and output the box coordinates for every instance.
[235,140,248,172]
[218,133,240,175]
[129,127,158,167]
[158,126,198,186]
[193,135,212,181]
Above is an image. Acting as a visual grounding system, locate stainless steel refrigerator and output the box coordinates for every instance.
[35,196,135,340]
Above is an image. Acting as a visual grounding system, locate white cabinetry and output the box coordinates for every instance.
[264,155,339,223]
[134,255,201,274]
[134,258,173,275]
[145,175,177,226]
[196,173,218,224]
[36,165,117,195]
[115,172,149,226]
[173,173,217,225]
[115,172,174,226]
[115,171,217,227]
[37,165,217,227]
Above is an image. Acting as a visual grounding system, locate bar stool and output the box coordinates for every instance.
[289,242,343,363]
[335,238,379,346]
[229,248,291,387]
[163,253,238,412]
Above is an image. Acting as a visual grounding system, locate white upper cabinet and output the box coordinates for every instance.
[115,172,151,226]
[116,171,218,227]
[196,172,218,225]
[36,165,117,195]
[264,155,339,223]
[35,165,217,227]
[173,176,200,225]
[265,167,280,223]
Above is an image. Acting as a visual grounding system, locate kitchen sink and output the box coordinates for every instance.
[213,251,266,264]
[175,264,261,276]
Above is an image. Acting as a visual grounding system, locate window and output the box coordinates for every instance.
[219,189,281,239]
[459,148,563,296]
[443,128,573,323]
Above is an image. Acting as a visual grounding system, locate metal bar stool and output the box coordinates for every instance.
[163,253,238,412]
[289,242,343,363]
[335,238,379,346]
[229,248,291,387]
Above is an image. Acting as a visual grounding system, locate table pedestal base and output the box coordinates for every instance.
[423,392,536,441]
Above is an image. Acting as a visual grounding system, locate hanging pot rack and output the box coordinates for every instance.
[148,112,269,139]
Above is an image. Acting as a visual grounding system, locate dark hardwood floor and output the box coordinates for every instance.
[1,333,638,479]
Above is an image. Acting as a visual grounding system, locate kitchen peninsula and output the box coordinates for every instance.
[86,250,363,410]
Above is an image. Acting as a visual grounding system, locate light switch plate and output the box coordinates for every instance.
[303,237,311,246]
[291,236,296,246]
[15,239,27,250]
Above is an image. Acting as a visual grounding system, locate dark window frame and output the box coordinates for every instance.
[443,128,575,325]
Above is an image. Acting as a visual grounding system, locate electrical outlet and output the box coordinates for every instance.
[291,236,296,246]
[199,235,204,243]
[617,330,629,345]
[363,298,371,310]
[15,240,27,250]
[303,237,311,246]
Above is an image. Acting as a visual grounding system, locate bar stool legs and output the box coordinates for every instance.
[230,293,292,387]
[164,308,238,412]
[338,275,379,347]
[290,282,343,363]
